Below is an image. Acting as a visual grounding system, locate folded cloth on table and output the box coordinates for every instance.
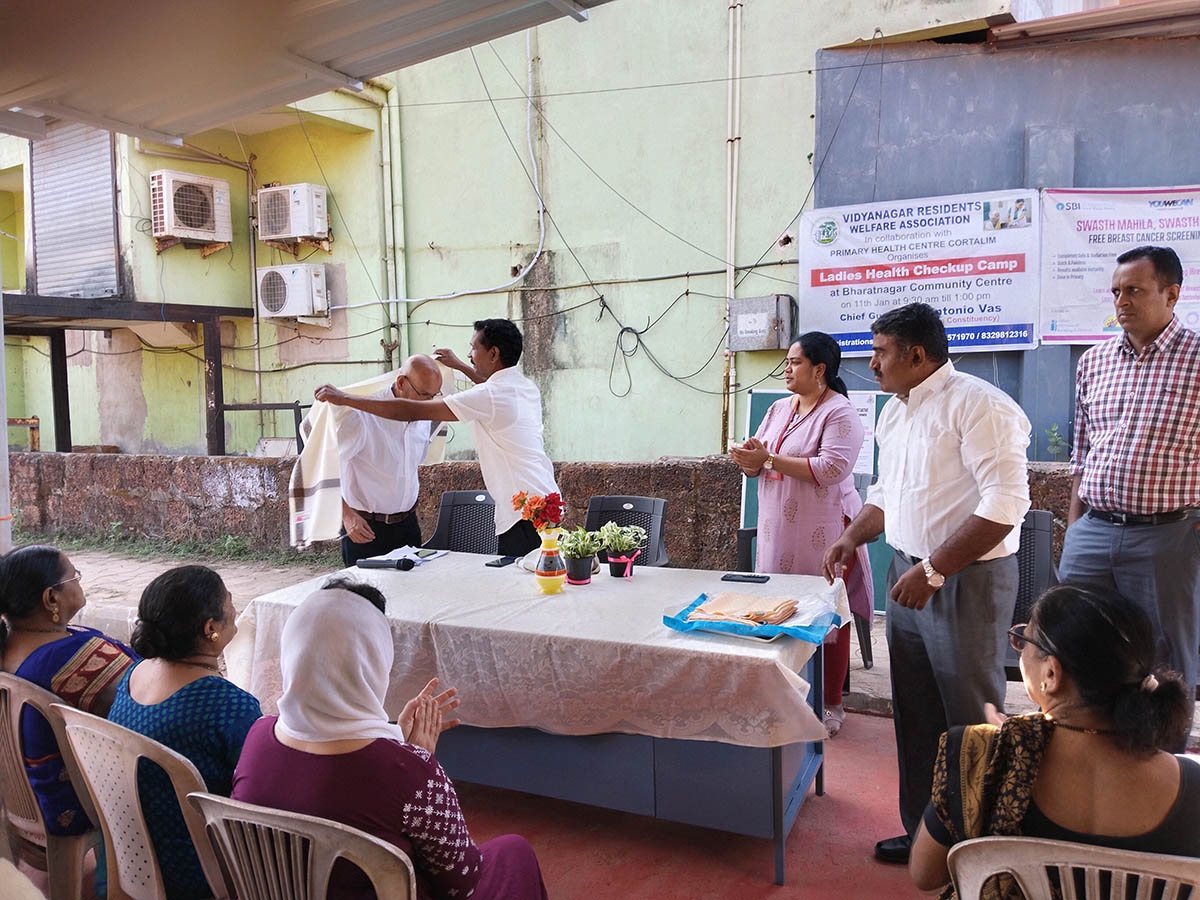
[686,592,799,626]
[663,588,842,644]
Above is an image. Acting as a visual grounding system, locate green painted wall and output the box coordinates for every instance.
[2,0,1009,457]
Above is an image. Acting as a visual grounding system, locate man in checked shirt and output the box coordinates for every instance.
[1060,245,1200,734]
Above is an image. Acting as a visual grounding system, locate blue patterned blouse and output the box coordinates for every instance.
[106,666,262,899]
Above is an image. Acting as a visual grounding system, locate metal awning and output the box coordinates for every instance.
[0,0,613,142]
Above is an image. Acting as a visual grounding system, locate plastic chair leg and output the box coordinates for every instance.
[44,832,92,900]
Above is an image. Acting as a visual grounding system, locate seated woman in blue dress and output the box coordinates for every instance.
[107,565,261,900]
[910,584,1199,898]
[0,545,136,835]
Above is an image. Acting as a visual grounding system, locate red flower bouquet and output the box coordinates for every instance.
[512,491,565,531]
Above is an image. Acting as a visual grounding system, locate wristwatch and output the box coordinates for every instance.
[921,558,946,589]
[763,453,775,471]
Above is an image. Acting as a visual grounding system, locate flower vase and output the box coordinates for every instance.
[534,528,566,594]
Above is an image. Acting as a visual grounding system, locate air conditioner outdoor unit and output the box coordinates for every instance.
[256,264,328,318]
[149,169,233,243]
[256,183,328,241]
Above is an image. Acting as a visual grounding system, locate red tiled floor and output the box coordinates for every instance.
[457,712,922,899]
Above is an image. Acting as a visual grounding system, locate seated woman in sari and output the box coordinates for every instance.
[106,565,262,900]
[910,584,1199,898]
[0,545,136,835]
[233,578,549,900]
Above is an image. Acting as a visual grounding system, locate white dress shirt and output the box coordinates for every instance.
[442,366,559,534]
[865,361,1031,560]
[333,387,432,514]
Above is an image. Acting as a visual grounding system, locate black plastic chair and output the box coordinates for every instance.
[736,527,874,672]
[1005,509,1055,680]
[585,496,669,567]
[422,490,499,555]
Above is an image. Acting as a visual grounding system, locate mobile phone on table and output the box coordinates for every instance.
[416,548,438,558]
[721,573,770,583]
[485,556,518,568]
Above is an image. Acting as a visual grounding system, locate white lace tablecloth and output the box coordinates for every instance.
[226,554,849,748]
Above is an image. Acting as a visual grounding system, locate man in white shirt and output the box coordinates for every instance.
[333,354,441,566]
[823,302,1031,865]
[315,318,559,557]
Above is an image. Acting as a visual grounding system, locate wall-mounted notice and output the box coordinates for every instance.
[799,190,1039,356]
[1041,186,1200,343]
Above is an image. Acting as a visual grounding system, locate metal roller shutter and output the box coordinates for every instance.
[31,121,119,298]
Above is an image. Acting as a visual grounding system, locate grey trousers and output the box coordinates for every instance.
[1058,512,1200,693]
[885,550,1018,836]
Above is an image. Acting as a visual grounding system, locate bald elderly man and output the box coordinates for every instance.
[333,354,443,566]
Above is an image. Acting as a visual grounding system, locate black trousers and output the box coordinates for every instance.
[498,519,540,557]
[341,515,423,567]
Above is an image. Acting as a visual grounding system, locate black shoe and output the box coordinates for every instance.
[874,834,912,864]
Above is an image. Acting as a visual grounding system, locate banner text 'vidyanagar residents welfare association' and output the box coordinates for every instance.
[799,190,1039,356]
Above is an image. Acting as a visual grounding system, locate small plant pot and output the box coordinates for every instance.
[564,556,594,585]
[607,554,637,578]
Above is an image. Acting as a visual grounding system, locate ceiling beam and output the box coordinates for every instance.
[21,100,184,146]
[281,51,365,91]
[0,109,45,140]
[546,0,589,22]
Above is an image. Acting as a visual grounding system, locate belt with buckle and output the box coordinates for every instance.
[359,508,414,525]
[1087,508,1191,526]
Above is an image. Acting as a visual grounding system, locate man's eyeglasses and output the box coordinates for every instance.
[1008,622,1054,656]
[51,568,82,588]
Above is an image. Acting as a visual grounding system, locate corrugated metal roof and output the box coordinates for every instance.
[0,0,615,142]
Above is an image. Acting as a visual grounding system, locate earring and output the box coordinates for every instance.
[209,631,220,642]
[1039,681,1047,692]
[51,609,60,624]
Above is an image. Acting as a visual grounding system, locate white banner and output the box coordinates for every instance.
[799,190,1040,356]
[1041,186,1200,343]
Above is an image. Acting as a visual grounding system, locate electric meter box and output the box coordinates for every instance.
[726,294,796,351]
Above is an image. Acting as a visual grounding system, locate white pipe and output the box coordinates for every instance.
[721,0,743,453]
[0,255,10,553]
[386,83,410,361]
[329,32,546,312]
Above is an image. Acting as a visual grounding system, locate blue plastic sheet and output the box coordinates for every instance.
[663,593,840,644]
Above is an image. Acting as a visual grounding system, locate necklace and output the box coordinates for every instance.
[9,625,69,635]
[1049,719,1118,736]
[176,657,221,673]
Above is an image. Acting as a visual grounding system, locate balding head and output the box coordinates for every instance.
[394,354,442,400]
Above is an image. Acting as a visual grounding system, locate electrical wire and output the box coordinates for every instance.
[332,34,548,313]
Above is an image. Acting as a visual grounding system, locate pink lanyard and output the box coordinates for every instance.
[772,387,829,456]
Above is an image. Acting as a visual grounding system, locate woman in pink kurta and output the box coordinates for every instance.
[731,332,873,737]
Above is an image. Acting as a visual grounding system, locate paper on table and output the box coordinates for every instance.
[366,545,448,566]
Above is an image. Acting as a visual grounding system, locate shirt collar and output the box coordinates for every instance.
[487,365,521,383]
[903,359,955,407]
[1116,315,1184,359]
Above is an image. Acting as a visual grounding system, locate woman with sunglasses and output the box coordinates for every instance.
[910,583,1198,896]
[0,545,137,836]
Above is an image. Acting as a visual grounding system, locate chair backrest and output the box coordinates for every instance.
[188,791,417,900]
[948,835,1200,900]
[585,496,670,567]
[0,672,96,847]
[423,490,499,554]
[53,704,229,900]
[1006,509,1055,670]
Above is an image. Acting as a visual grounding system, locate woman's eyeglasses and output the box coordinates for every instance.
[51,568,82,588]
[1008,622,1054,656]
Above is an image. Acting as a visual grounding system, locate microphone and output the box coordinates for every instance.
[355,557,415,571]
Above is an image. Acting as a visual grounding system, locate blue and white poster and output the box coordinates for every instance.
[799,189,1040,356]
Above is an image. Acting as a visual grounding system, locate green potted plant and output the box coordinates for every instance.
[599,521,648,578]
[559,526,602,585]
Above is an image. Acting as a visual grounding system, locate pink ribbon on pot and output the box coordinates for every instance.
[619,548,641,578]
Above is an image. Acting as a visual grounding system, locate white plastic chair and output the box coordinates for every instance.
[54,704,230,900]
[0,672,98,900]
[188,791,417,900]
[948,835,1200,900]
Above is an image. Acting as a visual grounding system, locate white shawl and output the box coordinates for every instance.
[275,587,406,743]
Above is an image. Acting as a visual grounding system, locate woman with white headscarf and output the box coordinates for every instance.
[232,578,548,900]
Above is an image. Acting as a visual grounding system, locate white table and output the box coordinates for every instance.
[227,553,849,883]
